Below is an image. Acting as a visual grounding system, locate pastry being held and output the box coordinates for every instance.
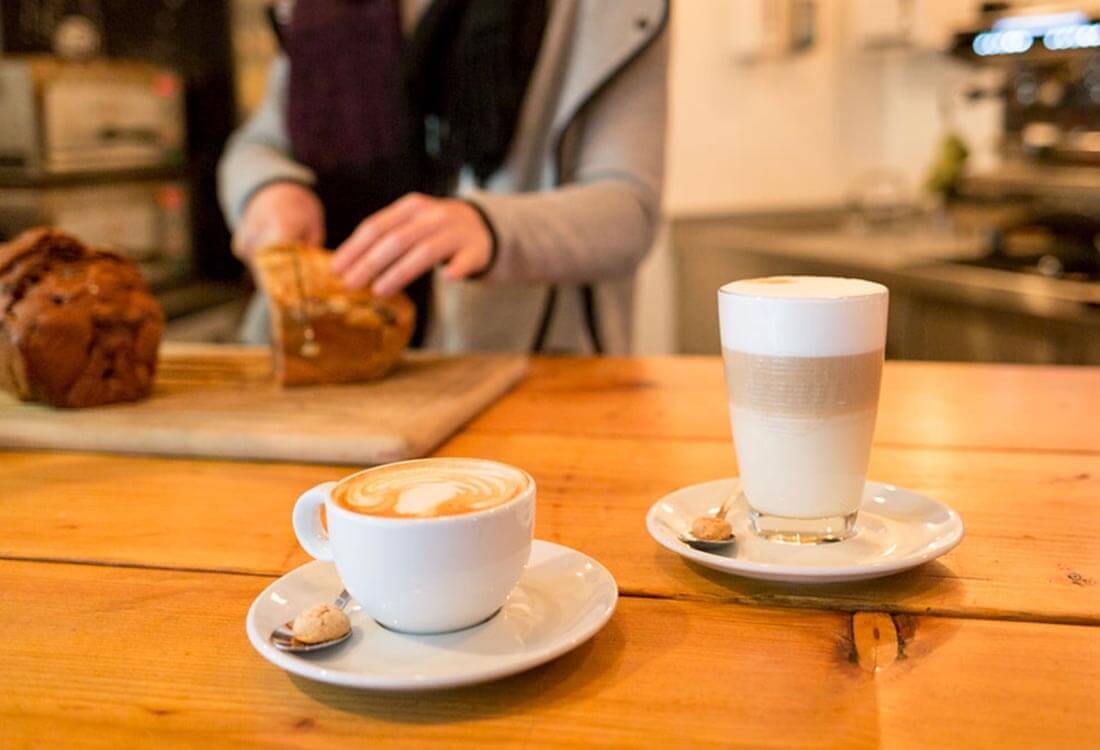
[0,228,163,408]
[254,243,415,387]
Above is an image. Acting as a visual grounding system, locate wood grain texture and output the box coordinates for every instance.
[2,560,1097,749]
[2,350,1098,747]
[2,434,1096,623]
[0,343,527,465]
[468,356,1100,453]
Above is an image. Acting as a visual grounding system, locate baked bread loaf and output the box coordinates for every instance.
[253,243,415,387]
[0,228,164,408]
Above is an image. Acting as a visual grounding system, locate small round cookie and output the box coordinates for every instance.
[691,516,733,541]
[291,603,351,644]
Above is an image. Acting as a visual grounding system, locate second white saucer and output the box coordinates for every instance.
[646,478,964,583]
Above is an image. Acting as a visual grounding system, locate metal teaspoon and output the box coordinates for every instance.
[680,489,742,552]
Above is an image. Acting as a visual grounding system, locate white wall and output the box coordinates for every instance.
[664,0,999,214]
[633,0,1002,353]
[666,0,865,213]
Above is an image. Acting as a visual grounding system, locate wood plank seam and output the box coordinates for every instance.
[3,555,1096,629]
[457,427,1100,457]
[614,588,1100,628]
[0,554,276,580]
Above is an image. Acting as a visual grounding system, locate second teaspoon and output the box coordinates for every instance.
[680,488,741,552]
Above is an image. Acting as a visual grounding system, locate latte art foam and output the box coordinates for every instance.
[332,459,528,518]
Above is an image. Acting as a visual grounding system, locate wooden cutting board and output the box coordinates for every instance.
[0,343,528,465]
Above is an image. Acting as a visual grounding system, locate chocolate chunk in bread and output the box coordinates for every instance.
[254,243,415,387]
[0,228,164,408]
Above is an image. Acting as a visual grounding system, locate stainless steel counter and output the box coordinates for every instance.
[672,209,1100,364]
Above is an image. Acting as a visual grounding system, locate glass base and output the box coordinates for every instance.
[749,509,858,544]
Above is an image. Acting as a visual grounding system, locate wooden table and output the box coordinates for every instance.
[2,348,1098,747]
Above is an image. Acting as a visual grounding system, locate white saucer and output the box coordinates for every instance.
[246,540,618,690]
[646,479,964,583]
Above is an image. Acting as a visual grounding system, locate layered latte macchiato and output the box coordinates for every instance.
[718,276,888,543]
[332,457,529,518]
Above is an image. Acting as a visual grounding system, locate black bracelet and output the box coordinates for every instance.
[461,198,499,280]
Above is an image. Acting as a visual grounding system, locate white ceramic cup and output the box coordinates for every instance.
[292,458,536,634]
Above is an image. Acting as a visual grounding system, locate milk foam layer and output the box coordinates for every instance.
[332,458,529,518]
[719,276,888,357]
[720,276,885,299]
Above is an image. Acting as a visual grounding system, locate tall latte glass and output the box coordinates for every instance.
[718,276,888,543]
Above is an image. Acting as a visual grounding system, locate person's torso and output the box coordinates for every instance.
[276,0,664,354]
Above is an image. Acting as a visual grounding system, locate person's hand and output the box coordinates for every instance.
[331,193,492,297]
[232,182,325,264]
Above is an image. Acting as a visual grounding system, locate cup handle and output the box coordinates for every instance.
[292,482,338,561]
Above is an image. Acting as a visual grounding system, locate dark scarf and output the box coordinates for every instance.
[404,0,548,184]
[283,0,548,184]
[285,0,411,173]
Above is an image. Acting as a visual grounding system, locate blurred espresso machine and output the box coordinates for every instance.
[949,2,1100,281]
[0,56,192,288]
